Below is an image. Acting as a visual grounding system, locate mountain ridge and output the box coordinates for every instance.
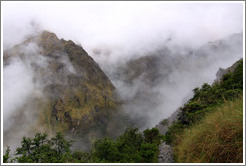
[3,31,122,149]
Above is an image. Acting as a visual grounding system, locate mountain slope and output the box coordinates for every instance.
[174,96,243,163]
[160,58,243,163]
[3,31,120,147]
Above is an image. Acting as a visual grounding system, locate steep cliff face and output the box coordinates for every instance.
[3,31,119,136]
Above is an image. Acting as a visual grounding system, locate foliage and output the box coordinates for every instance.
[90,127,162,163]
[5,132,74,163]
[4,128,162,163]
[3,146,11,163]
[115,128,143,162]
[143,128,161,145]
[140,143,158,163]
[160,119,169,126]
[164,122,184,144]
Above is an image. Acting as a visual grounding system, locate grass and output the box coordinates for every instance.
[174,96,243,163]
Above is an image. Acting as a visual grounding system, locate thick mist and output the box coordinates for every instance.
[2,2,244,152]
[3,58,34,132]
[99,32,243,129]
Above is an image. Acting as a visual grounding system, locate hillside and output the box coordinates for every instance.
[3,31,124,150]
[174,96,243,162]
[162,59,243,163]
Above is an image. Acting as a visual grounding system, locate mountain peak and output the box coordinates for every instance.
[3,30,119,139]
[37,30,61,52]
[40,30,59,41]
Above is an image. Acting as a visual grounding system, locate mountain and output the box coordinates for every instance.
[103,32,242,129]
[112,32,243,88]
[3,31,122,148]
[196,32,243,59]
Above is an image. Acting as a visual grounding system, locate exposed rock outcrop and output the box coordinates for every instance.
[158,141,173,163]
[213,60,242,84]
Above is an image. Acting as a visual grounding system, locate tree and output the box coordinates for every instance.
[50,132,73,154]
[91,138,119,162]
[3,146,10,163]
[140,143,158,162]
[143,128,161,145]
[13,132,73,163]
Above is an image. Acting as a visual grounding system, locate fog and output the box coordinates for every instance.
[3,58,34,132]
[3,2,243,50]
[2,1,244,152]
[104,32,243,129]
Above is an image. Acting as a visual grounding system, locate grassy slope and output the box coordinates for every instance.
[163,59,243,163]
[174,96,243,163]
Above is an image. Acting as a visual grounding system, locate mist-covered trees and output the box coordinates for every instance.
[90,127,162,163]
[5,132,73,163]
[4,128,162,163]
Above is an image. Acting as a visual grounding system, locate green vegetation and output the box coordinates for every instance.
[160,119,169,126]
[164,59,243,162]
[174,96,243,162]
[4,128,162,163]
[4,132,74,163]
[3,147,10,163]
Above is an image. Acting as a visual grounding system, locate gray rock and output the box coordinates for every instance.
[158,141,173,163]
[156,108,181,135]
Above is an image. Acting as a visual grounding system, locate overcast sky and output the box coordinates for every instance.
[2,1,244,53]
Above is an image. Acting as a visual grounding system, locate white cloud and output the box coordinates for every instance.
[3,58,34,132]
[2,2,243,52]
